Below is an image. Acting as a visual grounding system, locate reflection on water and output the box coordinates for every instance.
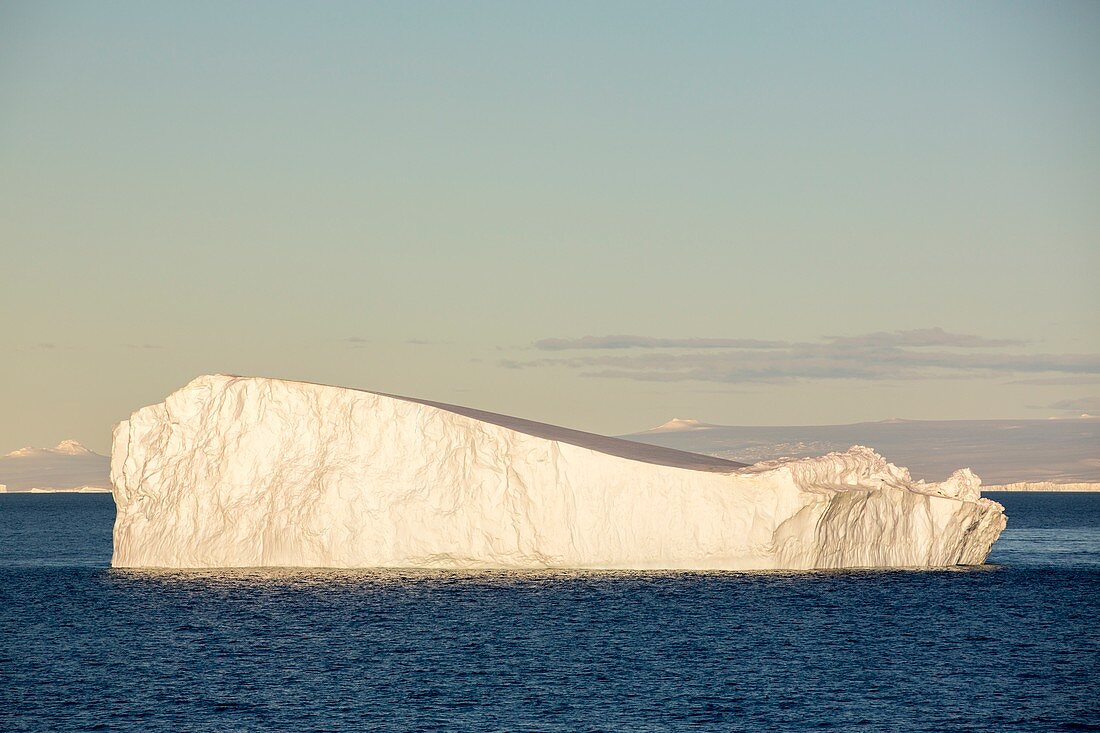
[984,491,1100,568]
[108,563,997,587]
[991,528,1100,567]
[1,492,1098,732]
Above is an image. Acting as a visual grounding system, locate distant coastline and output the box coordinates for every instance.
[0,441,111,493]
[983,482,1100,493]
[0,483,112,494]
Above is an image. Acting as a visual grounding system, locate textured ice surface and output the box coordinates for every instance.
[111,375,1005,569]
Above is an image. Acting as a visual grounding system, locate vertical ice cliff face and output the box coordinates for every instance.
[111,375,1005,569]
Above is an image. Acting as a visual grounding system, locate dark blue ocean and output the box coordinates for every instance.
[1,493,1098,732]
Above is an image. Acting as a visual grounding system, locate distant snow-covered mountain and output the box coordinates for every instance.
[0,441,110,493]
[622,416,1100,487]
[642,418,722,433]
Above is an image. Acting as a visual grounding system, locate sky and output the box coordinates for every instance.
[2,1,1099,454]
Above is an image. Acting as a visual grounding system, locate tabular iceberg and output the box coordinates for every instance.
[110,375,1005,569]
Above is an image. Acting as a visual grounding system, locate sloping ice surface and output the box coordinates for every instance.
[110,375,1005,570]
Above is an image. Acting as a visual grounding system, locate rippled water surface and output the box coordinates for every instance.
[1,492,1098,732]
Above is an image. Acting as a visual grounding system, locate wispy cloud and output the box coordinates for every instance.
[346,337,444,348]
[14,342,66,352]
[1009,375,1100,386]
[1047,396,1100,413]
[533,328,1022,352]
[823,327,1025,349]
[504,329,1100,384]
[534,335,788,350]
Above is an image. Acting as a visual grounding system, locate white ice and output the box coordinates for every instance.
[110,375,1006,569]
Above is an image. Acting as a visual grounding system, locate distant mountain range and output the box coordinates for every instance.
[623,416,1100,488]
[0,441,110,493]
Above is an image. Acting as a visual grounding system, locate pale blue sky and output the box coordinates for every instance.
[2,1,1098,453]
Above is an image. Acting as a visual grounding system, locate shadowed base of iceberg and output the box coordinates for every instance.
[110,375,1005,570]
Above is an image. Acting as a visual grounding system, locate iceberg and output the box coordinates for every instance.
[110,375,1006,569]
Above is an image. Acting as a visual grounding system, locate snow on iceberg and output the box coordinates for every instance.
[110,375,1005,570]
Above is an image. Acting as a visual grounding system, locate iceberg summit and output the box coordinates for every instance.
[111,375,1006,570]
